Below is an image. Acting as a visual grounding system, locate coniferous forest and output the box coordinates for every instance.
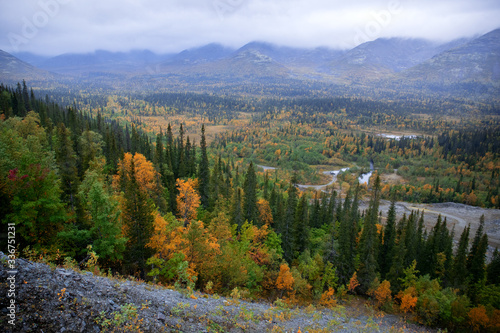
[1,81,500,332]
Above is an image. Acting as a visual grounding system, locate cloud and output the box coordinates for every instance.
[0,0,499,55]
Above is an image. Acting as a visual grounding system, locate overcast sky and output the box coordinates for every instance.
[1,0,499,56]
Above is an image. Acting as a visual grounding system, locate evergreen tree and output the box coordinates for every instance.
[282,177,298,262]
[310,192,322,229]
[357,175,381,293]
[198,125,210,209]
[122,158,154,277]
[242,162,258,224]
[336,188,355,284]
[403,211,418,267]
[487,248,500,285]
[176,124,185,178]
[379,198,397,278]
[54,123,80,213]
[293,194,309,256]
[131,124,140,154]
[231,187,244,229]
[387,225,407,292]
[467,215,488,284]
[451,225,470,289]
[467,215,488,283]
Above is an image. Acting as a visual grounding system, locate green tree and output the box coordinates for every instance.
[357,175,381,293]
[282,177,298,262]
[379,198,397,278]
[54,123,80,213]
[78,160,126,262]
[242,162,258,224]
[293,194,309,256]
[198,124,210,209]
[487,248,500,285]
[451,225,470,289]
[121,157,155,277]
[1,112,66,247]
[467,215,488,285]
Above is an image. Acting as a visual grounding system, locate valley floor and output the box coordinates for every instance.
[359,200,500,252]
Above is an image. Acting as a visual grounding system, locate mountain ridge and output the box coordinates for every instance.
[1,28,499,97]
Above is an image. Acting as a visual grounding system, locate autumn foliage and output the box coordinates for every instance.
[276,263,294,292]
[397,287,418,313]
[369,279,392,308]
[468,305,489,332]
[176,178,200,223]
[348,271,360,293]
[319,287,337,308]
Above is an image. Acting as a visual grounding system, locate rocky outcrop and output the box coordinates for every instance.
[0,252,433,332]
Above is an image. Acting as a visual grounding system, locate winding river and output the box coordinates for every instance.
[257,164,374,190]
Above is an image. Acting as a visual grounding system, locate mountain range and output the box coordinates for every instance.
[1,28,499,98]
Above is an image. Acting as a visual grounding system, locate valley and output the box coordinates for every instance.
[1,24,500,333]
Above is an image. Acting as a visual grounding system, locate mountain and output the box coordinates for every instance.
[236,41,343,73]
[37,50,170,75]
[160,43,234,67]
[11,52,50,67]
[0,50,57,83]
[156,48,292,83]
[399,29,500,84]
[1,28,499,96]
[323,37,475,83]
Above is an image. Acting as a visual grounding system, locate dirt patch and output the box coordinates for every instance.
[381,172,405,185]
[361,200,500,255]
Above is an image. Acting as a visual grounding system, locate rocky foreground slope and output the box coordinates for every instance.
[0,252,433,332]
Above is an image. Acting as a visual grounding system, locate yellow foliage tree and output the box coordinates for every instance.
[319,287,337,308]
[176,178,200,223]
[276,263,294,296]
[257,198,273,225]
[147,212,184,260]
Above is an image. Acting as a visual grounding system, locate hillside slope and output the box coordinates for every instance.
[0,253,433,332]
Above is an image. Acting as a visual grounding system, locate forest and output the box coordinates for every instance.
[1,81,500,332]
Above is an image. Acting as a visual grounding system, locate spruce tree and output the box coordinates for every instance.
[293,194,309,256]
[451,225,470,289]
[487,248,500,285]
[231,187,244,229]
[357,175,381,293]
[336,188,358,284]
[242,162,258,224]
[54,123,80,214]
[122,158,154,277]
[379,198,397,278]
[387,225,407,292]
[467,215,488,284]
[198,125,210,209]
[282,177,298,262]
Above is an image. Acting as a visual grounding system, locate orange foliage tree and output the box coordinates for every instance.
[468,305,489,333]
[147,212,184,261]
[113,152,165,210]
[398,287,418,313]
[348,271,360,293]
[176,178,200,223]
[319,287,337,308]
[369,279,392,308]
[276,263,295,297]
